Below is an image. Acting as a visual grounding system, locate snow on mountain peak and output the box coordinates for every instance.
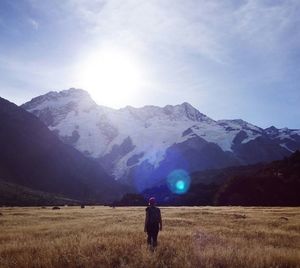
[218,119,262,133]
[265,126,300,141]
[117,102,213,123]
[21,88,97,129]
[163,102,213,122]
[22,88,96,112]
[61,88,89,96]
[21,89,300,182]
[264,126,279,136]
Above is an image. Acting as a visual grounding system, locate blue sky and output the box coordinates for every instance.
[0,0,299,128]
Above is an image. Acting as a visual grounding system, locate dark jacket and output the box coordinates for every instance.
[145,206,162,231]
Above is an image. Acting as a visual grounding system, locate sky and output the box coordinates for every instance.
[0,0,299,129]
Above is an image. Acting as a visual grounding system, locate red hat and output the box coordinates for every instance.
[149,197,156,205]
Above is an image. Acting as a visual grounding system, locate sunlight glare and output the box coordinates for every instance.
[77,47,144,107]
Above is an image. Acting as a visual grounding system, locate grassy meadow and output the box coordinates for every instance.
[0,206,299,268]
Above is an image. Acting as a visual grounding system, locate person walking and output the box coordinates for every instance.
[144,197,162,249]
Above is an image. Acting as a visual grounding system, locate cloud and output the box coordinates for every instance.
[67,0,230,63]
[55,0,300,114]
[65,0,300,67]
[1,0,300,127]
[233,0,300,51]
[27,18,39,30]
[22,0,300,66]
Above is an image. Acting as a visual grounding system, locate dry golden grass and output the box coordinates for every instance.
[0,206,299,268]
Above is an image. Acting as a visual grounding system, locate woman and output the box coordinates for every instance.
[144,197,162,248]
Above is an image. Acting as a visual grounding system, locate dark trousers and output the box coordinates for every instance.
[147,224,159,247]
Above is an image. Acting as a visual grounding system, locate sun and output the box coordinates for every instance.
[76,47,144,107]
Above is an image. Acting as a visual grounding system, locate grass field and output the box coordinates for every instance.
[0,206,299,268]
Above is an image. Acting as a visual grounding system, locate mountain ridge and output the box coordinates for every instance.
[21,88,300,191]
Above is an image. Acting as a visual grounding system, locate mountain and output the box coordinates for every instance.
[22,88,300,191]
[0,96,122,204]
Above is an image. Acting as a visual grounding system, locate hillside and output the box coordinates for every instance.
[0,179,79,206]
[115,152,300,206]
[216,151,300,206]
[0,97,123,204]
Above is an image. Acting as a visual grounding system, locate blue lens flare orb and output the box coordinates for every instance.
[167,169,191,195]
[176,180,185,191]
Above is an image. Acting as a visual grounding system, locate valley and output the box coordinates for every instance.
[0,206,299,268]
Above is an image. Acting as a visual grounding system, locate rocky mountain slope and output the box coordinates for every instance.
[22,88,300,191]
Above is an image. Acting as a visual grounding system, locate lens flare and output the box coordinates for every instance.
[167,169,191,195]
[176,180,185,191]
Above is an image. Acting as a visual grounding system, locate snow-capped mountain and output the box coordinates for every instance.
[22,88,300,190]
